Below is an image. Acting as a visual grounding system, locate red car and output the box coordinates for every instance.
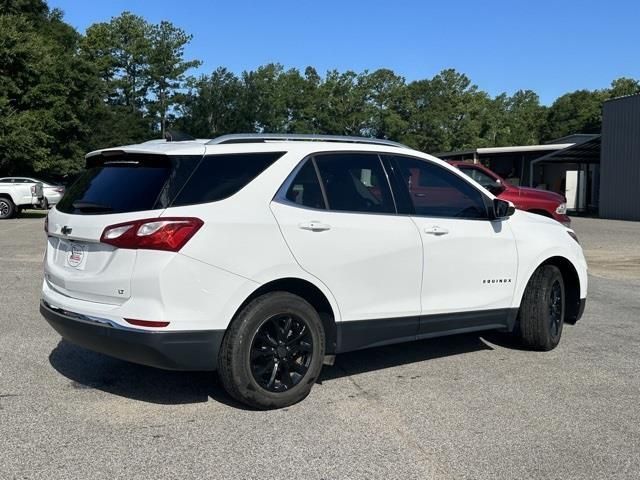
[448,162,570,225]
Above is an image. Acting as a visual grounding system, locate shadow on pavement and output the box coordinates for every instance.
[320,333,493,382]
[49,340,249,409]
[50,333,494,408]
[19,210,48,219]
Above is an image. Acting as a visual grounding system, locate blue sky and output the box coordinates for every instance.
[49,0,640,105]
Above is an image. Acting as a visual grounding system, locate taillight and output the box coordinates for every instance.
[100,217,203,252]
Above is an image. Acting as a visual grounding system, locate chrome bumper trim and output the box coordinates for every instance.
[40,300,134,331]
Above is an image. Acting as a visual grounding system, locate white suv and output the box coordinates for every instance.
[41,134,588,409]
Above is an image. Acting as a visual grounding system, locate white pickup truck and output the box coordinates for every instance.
[0,178,65,219]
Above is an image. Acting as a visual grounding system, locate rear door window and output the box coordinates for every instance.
[313,153,395,214]
[284,160,326,209]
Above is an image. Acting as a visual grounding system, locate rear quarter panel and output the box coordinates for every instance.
[162,149,343,325]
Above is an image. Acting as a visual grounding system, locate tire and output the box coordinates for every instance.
[218,292,325,409]
[0,197,16,219]
[517,265,565,351]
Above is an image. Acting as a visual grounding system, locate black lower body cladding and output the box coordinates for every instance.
[40,300,224,371]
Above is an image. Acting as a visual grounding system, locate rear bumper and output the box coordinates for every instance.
[40,300,223,371]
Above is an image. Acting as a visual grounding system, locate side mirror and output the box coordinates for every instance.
[493,198,515,219]
[487,180,506,195]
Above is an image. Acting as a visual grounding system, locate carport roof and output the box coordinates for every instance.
[436,143,574,158]
[532,135,601,165]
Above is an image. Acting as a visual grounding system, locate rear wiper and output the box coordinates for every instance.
[72,201,113,212]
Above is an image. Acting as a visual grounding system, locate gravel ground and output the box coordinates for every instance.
[569,216,640,281]
[1,213,639,479]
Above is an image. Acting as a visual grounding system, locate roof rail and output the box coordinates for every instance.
[206,133,409,149]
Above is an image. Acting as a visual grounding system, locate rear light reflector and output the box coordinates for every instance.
[100,217,203,252]
[124,318,170,328]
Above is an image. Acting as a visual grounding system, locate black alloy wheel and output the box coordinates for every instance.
[217,291,325,409]
[250,314,313,392]
[549,280,563,340]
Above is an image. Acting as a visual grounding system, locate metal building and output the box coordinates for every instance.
[599,94,640,221]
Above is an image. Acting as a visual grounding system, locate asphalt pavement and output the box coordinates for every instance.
[1,213,639,479]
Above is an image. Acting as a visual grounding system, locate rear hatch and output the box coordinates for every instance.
[45,150,203,305]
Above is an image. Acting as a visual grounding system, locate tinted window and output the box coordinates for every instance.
[57,164,173,214]
[391,156,488,219]
[458,166,496,189]
[173,152,283,206]
[314,153,395,214]
[285,160,326,209]
[57,154,201,215]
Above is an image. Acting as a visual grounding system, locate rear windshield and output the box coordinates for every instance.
[56,152,283,215]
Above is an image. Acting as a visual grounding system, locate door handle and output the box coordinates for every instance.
[299,221,331,232]
[424,226,449,236]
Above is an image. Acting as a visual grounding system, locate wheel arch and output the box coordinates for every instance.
[536,256,581,324]
[232,277,338,354]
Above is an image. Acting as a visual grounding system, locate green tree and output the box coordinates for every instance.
[405,69,489,153]
[361,69,409,140]
[83,12,151,111]
[608,77,640,99]
[241,63,306,133]
[176,67,251,137]
[544,89,606,140]
[81,12,153,147]
[502,90,547,145]
[0,2,98,175]
[314,70,369,136]
[147,20,201,135]
[477,93,509,147]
